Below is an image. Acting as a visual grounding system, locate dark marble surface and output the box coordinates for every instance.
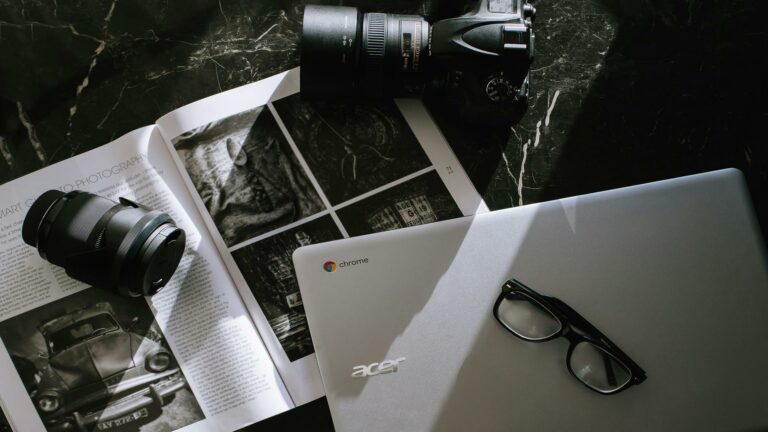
[1,0,767,430]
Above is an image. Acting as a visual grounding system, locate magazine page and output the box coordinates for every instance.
[0,127,291,432]
[155,67,489,405]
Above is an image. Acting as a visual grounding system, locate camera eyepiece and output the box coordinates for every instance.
[22,190,186,297]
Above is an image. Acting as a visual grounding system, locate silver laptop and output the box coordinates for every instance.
[293,169,768,432]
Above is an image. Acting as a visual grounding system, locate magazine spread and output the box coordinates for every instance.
[0,68,488,431]
[0,127,291,432]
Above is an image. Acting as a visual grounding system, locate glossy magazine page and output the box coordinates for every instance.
[0,127,291,432]
[156,67,489,405]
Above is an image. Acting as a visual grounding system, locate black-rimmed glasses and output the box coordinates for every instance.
[493,279,646,395]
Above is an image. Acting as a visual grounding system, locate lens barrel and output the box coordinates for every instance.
[301,5,362,98]
[301,5,429,98]
[22,190,186,297]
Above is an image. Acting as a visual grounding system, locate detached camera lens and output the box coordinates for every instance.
[22,190,186,297]
[301,5,429,98]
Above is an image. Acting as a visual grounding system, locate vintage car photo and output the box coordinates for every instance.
[0,288,204,432]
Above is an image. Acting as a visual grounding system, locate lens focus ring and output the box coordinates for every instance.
[363,13,386,97]
[365,13,386,58]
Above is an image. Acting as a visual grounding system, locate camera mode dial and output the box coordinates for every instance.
[485,75,516,102]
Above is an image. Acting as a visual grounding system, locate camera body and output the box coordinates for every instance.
[301,0,536,122]
[429,0,535,119]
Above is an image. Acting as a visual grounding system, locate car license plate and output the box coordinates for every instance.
[96,407,149,430]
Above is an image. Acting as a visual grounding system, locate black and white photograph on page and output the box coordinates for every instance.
[172,105,324,247]
[336,170,463,236]
[0,287,205,432]
[231,215,342,362]
[271,94,432,205]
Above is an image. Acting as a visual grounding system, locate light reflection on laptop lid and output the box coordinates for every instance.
[294,169,768,432]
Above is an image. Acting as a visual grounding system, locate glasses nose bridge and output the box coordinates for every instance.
[559,323,580,343]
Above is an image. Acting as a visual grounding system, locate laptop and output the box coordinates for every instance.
[293,169,768,432]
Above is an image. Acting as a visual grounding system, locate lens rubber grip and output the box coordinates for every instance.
[362,13,386,97]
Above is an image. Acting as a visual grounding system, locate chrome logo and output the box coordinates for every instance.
[323,261,337,272]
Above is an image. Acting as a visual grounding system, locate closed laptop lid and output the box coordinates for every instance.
[294,169,768,432]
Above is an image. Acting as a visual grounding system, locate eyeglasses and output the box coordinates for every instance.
[493,279,646,395]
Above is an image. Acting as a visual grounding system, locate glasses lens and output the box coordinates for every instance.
[496,293,562,340]
[569,341,632,393]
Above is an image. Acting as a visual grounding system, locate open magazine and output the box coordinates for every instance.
[0,68,488,432]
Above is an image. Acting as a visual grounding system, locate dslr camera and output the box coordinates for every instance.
[301,0,536,122]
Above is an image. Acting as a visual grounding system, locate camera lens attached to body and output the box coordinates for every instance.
[301,5,429,98]
[22,190,186,297]
[301,0,536,122]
